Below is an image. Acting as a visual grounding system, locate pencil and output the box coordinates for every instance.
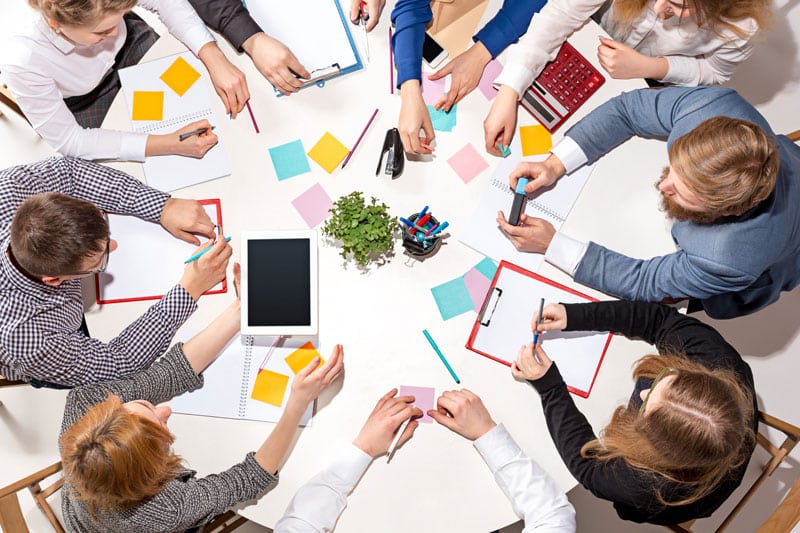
[341,108,379,169]
[388,27,394,94]
[386,417,412,462]
[245,101,260,134]
[422,329,460,384]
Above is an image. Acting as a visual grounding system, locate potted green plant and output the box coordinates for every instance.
[322,191,399,268]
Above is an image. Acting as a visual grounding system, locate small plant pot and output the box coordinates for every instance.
[401,212,443,258]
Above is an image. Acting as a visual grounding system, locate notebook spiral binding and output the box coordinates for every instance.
[490,178,566,223]
[237,335,255,418]
[134,108,214,134]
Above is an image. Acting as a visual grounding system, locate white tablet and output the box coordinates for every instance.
[241,230,318,336]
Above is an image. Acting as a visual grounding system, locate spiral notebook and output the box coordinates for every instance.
[170,334,314,425]
[118,52,230,192]
[460,134,594,273]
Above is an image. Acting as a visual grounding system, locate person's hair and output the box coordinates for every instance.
[59,395,183,516]
[28,0,136,27]
[669,116,779,218]
[611,0,772,41]
[9,192,109,276]
[581,354,755,507]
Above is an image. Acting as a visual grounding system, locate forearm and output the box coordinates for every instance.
[137,0,215,55]
[473,0,546,58]
[184,301,241,374]
[255,400,308,474]
[188,0,262,51]
[391,0,430,87]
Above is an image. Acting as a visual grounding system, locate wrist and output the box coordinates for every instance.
[497,84,520,102]
[198,41,224,66]
[545,154,567,177]
[400,79,422,98]
[471,420,497,441]
[647,57,669,80]
[352,436,380,458]
[241,32,265,56]
[470,40,492,64]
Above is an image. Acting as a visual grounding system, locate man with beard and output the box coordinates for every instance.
[495,86,800,319]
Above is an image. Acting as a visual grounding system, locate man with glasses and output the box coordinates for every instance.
[0,156,231,388]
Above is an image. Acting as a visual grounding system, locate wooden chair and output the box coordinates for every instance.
[0,83,28,123]
[788,130,800,142]
[666,411,800,533]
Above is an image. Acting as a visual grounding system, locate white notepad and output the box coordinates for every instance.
[170,334,314,425]
[118,52,230,191]
[460,134,594,273]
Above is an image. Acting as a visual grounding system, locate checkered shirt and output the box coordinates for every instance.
[0,156,197,386]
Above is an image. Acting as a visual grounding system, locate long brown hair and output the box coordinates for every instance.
[60,395,183,517]
[612,0,772,40]
[581,354,754,507]
[28,0,137,26]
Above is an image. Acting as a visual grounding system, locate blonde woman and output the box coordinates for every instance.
[514,300,756,525]
[1,0,248,162]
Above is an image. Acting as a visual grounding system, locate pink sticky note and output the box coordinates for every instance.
[399,385,435,423]
[291,183,333,228]
[447,143,489,184]
[421,75,446,106]
[478,59,503,100]
[464,268,492,311]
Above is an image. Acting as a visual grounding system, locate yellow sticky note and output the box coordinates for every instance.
[251,369,289,406]
[159,56,201,97]
[519,124,553,156]
[285,342,323,375]
[131,91,164,121]
[307,132,350,174]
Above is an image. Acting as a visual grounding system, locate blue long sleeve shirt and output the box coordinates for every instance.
[390,0,546,87]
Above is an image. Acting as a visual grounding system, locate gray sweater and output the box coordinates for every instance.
[60,344,278,533]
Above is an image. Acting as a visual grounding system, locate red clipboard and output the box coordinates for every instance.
[466,260,612,398]
[95,198,227,304]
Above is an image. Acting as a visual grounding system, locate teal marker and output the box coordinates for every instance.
[184,236,231,264]
[422,329,460,384]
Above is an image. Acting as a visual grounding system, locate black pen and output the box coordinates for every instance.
[179,126,215,141]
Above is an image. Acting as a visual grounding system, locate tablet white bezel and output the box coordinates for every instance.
[240,230,318,336]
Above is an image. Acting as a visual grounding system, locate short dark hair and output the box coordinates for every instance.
[10,193,109,276]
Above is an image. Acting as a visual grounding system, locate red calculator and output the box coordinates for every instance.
[519,41,605,133]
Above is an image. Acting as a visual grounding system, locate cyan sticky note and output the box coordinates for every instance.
[430,276,473,320]
[427,104,457,132]
[474,257,497,280]
[268,140,311,181]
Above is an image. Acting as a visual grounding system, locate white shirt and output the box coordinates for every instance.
[0,0,214,162]
[495,0,758,93]
[274,424,576,532]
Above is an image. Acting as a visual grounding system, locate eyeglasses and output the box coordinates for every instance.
[637,366,678,419]
[65,211,111,276]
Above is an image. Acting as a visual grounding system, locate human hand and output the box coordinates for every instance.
[349,0,386,31]
[532,303,567,334]
[198,42,249,118]
[399,80,435,155]
[597,37,668,80]
[431,42,491,112]
[508,156,566,195]
[179,235,232,300]
[352,389,422,457]
[242,32,310,95]
[484,85,520,156]
[232,262,241,300]
[511,343,552,381]
[287,344,345,410]
[170,120,218,158]
[496,212,555,253]
[160,198,216,245]
[428,389,496,441]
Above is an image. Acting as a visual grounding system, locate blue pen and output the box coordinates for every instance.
[418,205,429,219]
[184,236,231,264]
[532,298,545,346]
[422,329,460,384]
[424,221,449,238]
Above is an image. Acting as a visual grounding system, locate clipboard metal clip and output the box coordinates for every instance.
[298,63,341,89]
[376,128,404,178]
[478,287,503,327]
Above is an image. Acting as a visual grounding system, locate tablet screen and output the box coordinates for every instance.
[247,238,311,326]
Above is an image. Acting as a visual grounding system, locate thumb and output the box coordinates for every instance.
[535,345,552,365]
[429,63,452,80]
[428,408,456,430]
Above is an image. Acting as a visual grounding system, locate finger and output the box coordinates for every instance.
[421,120,435,151]
[437,86,458,112]
[402,131,422,155]
[428,408,456,429]
[511,361,525,380]
[176,230,201,246]
[349,0,360,23]
[288,58,311,80]
[297,355,321,379]
[535,345,552,365]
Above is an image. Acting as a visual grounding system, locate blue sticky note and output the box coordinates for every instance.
[431,276,474,320]
[427,104,457,132]
[268,140,311,181]
[474,257,497,280]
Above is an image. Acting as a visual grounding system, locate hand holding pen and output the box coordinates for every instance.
[352,389,422,459]
[169,119,218,159]
[532,303,568,334]
[179,227,232,301]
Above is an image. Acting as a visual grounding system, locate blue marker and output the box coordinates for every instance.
[424,221,449,238]
[418,205,429,219]
[184,236,231,264]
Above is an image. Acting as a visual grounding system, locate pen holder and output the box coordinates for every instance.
[401,212,443,259]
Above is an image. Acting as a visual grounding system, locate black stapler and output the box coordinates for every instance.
[376,128,404,178]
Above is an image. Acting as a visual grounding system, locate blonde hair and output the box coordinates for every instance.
[581,354,754,507]
[612,0,772,40]
[60,395,183,517]
[28,0,136,26]
[669,116,779,217]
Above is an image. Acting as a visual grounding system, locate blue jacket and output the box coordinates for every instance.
[390,0,545,88]
[567,87,800,319]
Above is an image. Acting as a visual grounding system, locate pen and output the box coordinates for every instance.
[533,298,545,347]
[422,329,460,384]
[245,101,260,134]
[418,205,429,219]
[178,126,215,141]
[423,223,439,237]
[399,217,428,233]
[184,236,231,264]
[386,416,412,462]
[341,108,379,169]
[423,221,449,238]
